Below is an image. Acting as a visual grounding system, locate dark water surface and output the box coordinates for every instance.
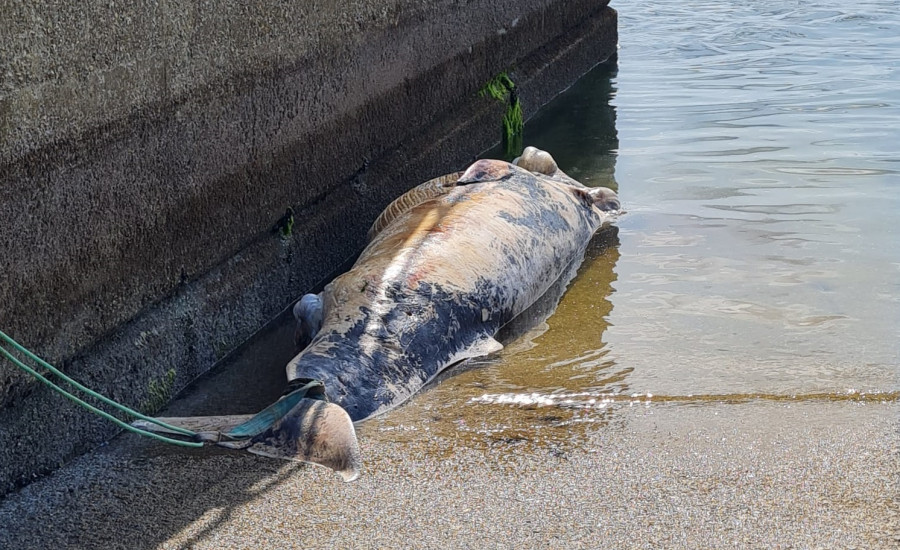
[367,0,899,442]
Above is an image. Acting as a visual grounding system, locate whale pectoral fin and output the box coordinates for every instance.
[293,293,324,350]
[588,186,621,212]
[470,336,503,357]
[450,335,503,364]
[569,185,622,212]
[220,398,361,482]
[458,159,515,184]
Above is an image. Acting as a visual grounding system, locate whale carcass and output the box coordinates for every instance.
[140,147,620,481]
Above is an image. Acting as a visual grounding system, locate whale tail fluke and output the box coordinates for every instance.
[134,390,361,482]
[219,397,361,482]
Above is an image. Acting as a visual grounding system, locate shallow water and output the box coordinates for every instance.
[367,0,899,441]
[177,1,899,450]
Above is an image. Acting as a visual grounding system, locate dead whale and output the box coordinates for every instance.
[138,148,620,481]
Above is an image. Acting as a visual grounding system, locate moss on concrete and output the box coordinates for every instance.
[140,369,176,415]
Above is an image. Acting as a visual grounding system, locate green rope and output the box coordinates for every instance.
[225,380,326,439]
[0,329,201,447]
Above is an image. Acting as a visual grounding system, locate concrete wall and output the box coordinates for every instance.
[0,0,616,494]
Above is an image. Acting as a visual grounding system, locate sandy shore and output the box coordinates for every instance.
[0,396,896,549]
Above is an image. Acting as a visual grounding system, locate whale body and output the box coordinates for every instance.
[287,155,619,421]
[141,148,620,481]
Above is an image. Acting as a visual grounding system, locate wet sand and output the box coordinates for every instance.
[1,398,896,549]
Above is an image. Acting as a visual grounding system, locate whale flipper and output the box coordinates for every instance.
[293,293,324,350]
[465,335,503,358]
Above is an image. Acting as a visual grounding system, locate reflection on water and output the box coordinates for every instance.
[370,0,900,444]
[488,228,622,395]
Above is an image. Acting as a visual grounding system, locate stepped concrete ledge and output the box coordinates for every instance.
[0,0,616,495]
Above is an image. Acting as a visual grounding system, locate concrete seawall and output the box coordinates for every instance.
[0,0,616,494]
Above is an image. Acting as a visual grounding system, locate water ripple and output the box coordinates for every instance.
[483,0,900,410]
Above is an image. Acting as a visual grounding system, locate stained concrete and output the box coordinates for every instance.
[0,0,616,495]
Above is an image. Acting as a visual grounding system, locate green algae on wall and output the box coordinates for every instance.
[140,369,176,415]
[479,73,524,158]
